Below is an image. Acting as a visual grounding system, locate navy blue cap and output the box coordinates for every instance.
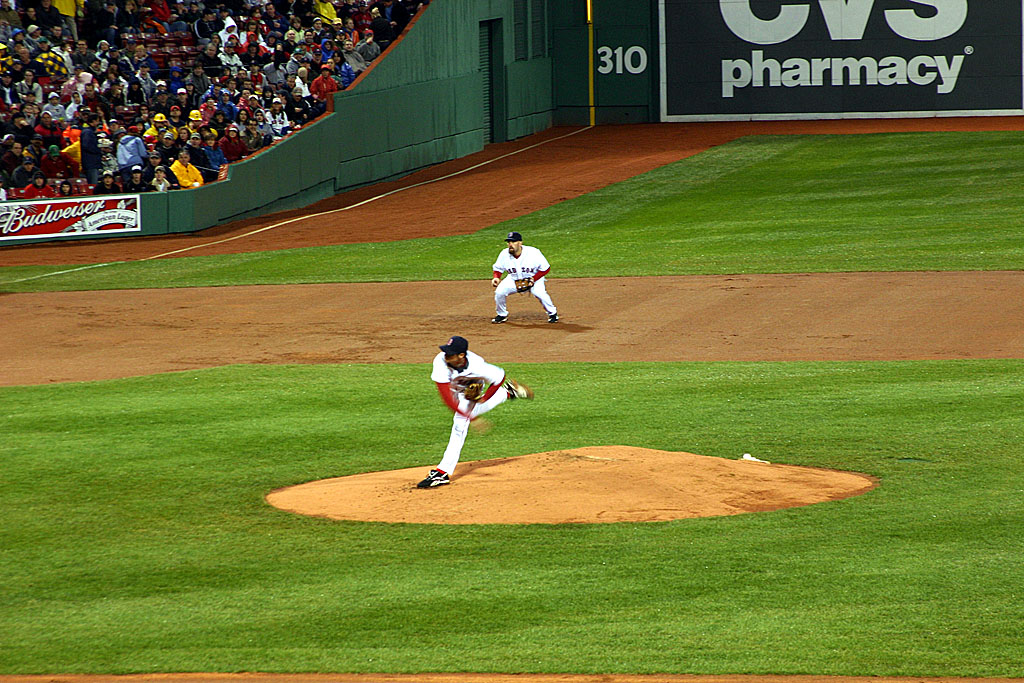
[505,231,522,242]
[439,336,468,355]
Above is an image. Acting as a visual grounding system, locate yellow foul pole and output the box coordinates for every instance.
[587,0,595,126]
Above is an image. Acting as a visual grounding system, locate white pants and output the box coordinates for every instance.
[495,276,557,317]
[437,387,509,475]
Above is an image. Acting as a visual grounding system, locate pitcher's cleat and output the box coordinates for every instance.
[503,378,534,400]
[417,469,450,488]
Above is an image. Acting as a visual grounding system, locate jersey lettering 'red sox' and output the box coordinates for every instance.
[492,245,549,279]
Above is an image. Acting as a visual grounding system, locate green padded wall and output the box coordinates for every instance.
[12,0,555,244]
[550,0,658,125]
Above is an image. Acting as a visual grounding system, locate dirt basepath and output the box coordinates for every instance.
[3,271,1022,386]
[1,117,1021,267]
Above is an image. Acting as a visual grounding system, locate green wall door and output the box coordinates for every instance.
[480,19,508,143]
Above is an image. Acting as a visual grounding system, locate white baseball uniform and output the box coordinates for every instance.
[430,350,509,475]
[492,245,557,318]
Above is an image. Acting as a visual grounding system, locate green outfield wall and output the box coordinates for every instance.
[151,0,555,238]
[5,0,555,244]
[550,1,659,126]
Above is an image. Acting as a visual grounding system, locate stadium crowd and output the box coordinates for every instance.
[0,0,424,198]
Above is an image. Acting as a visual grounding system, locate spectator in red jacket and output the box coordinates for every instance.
[146,0,171,25]
[350,2,372,32]
[81,82,109,119]
[34,111,63,149]
[40,145,80,179]
[1,140,25,176]
[22,172,58,198]
[145,0,189,32]
[218,124,248,162]
[310,64,339,103]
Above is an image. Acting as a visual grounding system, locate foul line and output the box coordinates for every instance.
[142,125,594,260]
[0,125,594,285]
[2,261,116,284]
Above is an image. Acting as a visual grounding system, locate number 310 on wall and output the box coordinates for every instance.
[596,45,648,74]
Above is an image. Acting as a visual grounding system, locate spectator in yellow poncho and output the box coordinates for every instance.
[313,0,336,23]
[170,148,204,188]
[52,0,83,39]
[144,112,177,141]
[61,137,81,166]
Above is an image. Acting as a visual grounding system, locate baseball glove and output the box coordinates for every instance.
[515,277,534,293]
[462,380,486,401]
[452,376,487,401]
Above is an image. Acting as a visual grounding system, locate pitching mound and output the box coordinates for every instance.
[266,446,876,524]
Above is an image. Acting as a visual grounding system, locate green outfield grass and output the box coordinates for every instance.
[2,130,1023,292]
[3,361,1023,676]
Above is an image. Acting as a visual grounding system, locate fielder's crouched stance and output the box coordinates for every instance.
[417,335,533,489]
[491,231,558,324]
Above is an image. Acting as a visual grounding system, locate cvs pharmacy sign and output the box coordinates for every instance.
[659,0,1021,120]
[721,0,968,45]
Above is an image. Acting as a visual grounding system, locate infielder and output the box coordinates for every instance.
[491,231,558,324]
[417,335,533,488]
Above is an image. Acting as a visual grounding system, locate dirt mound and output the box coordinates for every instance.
[266,446,876,524]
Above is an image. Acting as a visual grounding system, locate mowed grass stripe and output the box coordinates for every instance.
[1,361,1022,675]
[3,131,1023,292]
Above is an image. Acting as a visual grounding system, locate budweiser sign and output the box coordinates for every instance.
[0,195,141,242]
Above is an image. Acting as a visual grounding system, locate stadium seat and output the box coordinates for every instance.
[117,104,138,116]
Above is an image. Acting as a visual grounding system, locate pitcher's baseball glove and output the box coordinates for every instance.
[515,277,534,293]
[453,376,487,401]
[462,382,485,403]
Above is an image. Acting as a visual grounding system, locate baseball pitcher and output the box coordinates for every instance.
[417,335,533,488]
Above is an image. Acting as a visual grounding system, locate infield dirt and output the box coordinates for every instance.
[2,270,1022,386]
